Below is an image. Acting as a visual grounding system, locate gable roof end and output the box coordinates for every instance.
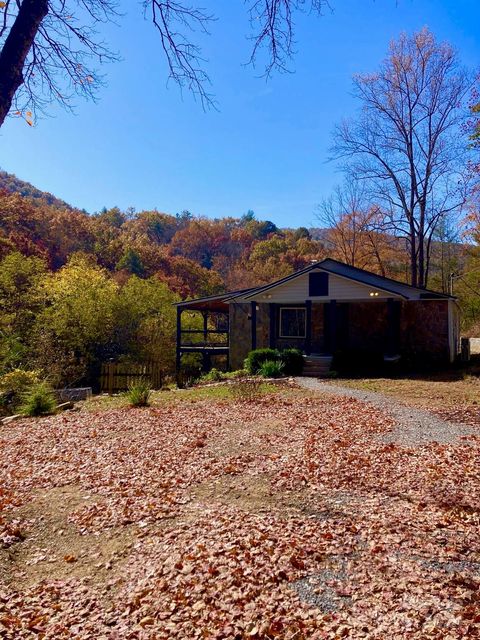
[229,259,454,302]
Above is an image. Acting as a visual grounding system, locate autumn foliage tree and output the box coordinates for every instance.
[319,182,408,279]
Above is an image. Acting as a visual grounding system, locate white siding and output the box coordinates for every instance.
[236,271,404,303]
[448,299,461,362]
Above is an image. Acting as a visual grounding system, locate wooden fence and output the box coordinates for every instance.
[100,362,164,394]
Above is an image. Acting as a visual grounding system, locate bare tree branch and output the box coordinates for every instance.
[0,0,334,125]
[246,0,329,76]
[147,1,215,109]
[332,28,475,287]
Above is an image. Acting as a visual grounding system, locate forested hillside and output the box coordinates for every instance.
[0,171,479,389]
[0,170,73,210]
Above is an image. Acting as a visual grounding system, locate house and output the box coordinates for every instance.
[175,258,460,374]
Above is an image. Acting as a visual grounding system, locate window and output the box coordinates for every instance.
[309,272,329,296]
[279,307,306,338]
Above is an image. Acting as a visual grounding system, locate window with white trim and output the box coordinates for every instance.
[279,307,306,338]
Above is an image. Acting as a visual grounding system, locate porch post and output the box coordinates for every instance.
[327,299,337,355]
[269,304,276,349]
[305,300,312,355]
[202,311,208,344]
[251,301,257,350]
[202,351,211,372]
[386,298,400,356]
[176,307,182,372]
[226,310,230,370]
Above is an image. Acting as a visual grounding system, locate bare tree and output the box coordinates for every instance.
[0,0,330,128]
[319,182,369,268]
[318,181,404,277]
[333,28,475,288]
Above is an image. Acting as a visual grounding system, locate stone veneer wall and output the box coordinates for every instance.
[229,303,252,370]
[347,299,450,363]
[228,299,451,370]
[399,300,450,363]
[256,303,270,349]
[348,301,389,351]
[229,302,272,370]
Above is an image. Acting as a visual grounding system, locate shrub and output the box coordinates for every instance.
[223,369,248,379]
[126,379,152,407]
[20,383,57,417]
[0,369,41,415]
[325,370,339,379]
[177,353,202,388]
[230,379,262,401]
[259,359,284,378]
[244,348,280,374]
[201,367,224,382]
[279,348,304,375]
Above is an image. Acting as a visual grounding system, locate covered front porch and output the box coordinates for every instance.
[175,296,403,374]
[227,297,402,369]
[175,293,231,372]
[263,299,402,358]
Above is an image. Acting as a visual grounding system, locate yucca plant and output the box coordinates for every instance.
[259,359,284,378]
[244,348,280,374]
[126,379,152,407]
[20,382,57,417]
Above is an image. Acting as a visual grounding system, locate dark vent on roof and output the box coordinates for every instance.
[309,272,329,297]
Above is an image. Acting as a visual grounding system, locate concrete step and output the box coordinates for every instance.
[303,369,331,374]
[304,365,331,371]
[302,355,332,377]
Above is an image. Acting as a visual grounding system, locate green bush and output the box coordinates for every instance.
[200,367,224,382]
[126,379,152,407]
[259,359,284,378]
[177,353,202,388]
[279,348,304,375]
[325,370,339,379]
[223,369,248,379]
[244,348,280,374]
[0,369,41,415]
[20,383,57,417]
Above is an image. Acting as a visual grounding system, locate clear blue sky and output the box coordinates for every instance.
[1,0,479,227]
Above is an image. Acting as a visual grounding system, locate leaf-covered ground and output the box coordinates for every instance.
[0,386,479,639]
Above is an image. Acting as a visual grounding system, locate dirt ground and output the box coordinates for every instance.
[0,384,479,639]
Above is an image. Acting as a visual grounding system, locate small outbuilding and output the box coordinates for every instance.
[175,258,460,374]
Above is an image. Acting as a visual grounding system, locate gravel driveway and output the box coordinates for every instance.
[296,377,477,446]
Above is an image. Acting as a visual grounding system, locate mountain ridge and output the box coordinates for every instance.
[0,169,75,211]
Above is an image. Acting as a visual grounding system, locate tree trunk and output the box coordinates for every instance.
[0,0,48,127]
[418,238,425,288]
[409,223,417,288]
